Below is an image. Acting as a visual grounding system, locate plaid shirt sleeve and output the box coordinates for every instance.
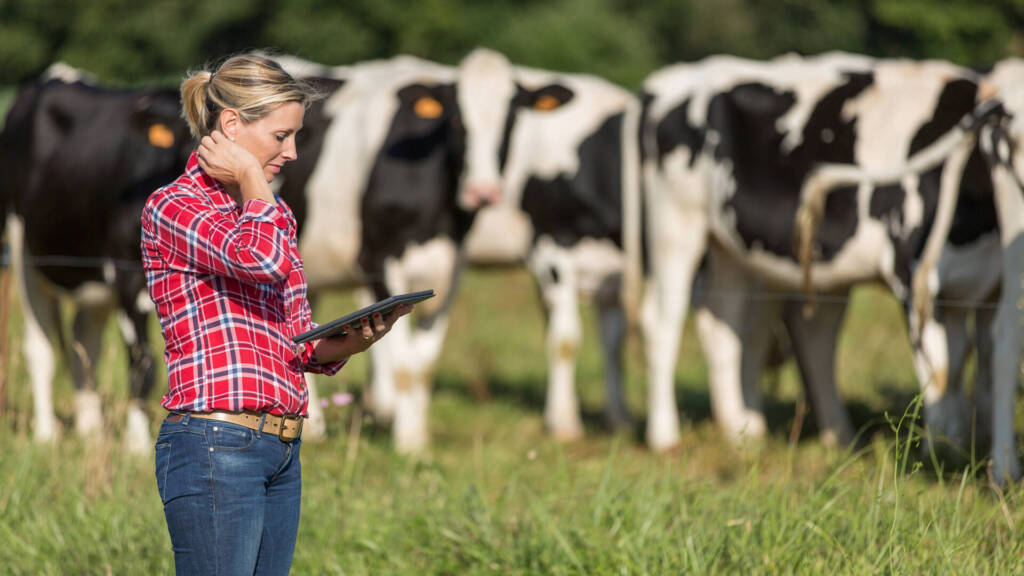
[149,190,294,284]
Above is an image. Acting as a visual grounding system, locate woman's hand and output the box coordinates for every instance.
[311,304,413,363]
[196,131,275,204]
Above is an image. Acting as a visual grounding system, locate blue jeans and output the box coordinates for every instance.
[154,414,302,576]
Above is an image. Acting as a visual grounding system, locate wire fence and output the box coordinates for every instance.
[2,250,1006,312]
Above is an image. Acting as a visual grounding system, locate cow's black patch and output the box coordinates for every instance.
[277,77,346,233]
[653,97,705,168]
[949,147,998,246]
[520,112,625,247]
[709,75,874,261]
[360,82,469,293]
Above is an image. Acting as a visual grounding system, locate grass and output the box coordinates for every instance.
[0,267,1021,574]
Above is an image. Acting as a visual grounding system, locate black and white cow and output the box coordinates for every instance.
[639,53,1021,479]
[274,55,480,452]
[281,49,642,449]
[459,49,641,439]
[0,64,192,453]
[974,59,1024,482]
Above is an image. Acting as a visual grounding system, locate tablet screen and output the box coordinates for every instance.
[292,289,435,344]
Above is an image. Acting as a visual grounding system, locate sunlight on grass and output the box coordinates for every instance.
[0,268,1021,574]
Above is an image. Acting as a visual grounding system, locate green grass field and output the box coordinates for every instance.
[0,267,1021,575]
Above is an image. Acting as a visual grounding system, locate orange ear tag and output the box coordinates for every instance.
[414,97,443,119]
[148,123,175,148]
[534,94,561,111]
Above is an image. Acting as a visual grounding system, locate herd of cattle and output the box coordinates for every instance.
[0,49,1021,482]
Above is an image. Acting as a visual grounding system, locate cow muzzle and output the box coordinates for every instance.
[460,182,503,210]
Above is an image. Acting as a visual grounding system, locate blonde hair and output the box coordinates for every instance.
[180,54,316,140]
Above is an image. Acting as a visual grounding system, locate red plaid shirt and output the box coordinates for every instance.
[141,152,345,416]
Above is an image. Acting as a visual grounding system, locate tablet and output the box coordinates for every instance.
[292,289,435,344]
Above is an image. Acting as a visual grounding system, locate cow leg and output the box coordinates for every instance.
[737,282,781,430]
[784,297,853,447]
[972,304,995,446]
[117,305,156,455]
[70,302,111,439]
[358,287,398,424]
[914,306,970,458]
[530,239,584,441]
[595,280,632,430]
[9,216,62,443]
[299,291,331,442]
[987,162,1023,484]
[642,201,707,451]
[384,237,460,453]
[696,246,766,441]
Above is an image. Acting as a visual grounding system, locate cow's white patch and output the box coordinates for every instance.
[135,289,155,314]
[462,206,533,265]
[458,49,517,201]
[117,310,137,346]
[73,281,113,307]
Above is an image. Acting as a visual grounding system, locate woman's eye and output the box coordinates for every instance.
[275,134,286,142]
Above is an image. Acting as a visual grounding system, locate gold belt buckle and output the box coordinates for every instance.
[278,414,303,442]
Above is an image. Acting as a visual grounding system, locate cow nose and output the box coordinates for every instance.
[463,182,502,209]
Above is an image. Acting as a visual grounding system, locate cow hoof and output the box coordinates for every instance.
[124,404,152,456]
[722,413,767,444]
[990,457,1022,487]
[33,420,62,445]
[74,390,104,438]
[647,430,680,453]
[394,433,429,454]
[550,424,584,443]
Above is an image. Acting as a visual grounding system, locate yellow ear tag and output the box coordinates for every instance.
[148,123,175,148]
[534,94,561,111]
[414,96,443,119]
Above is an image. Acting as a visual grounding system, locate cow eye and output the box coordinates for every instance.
[148,123,175,148]
[414,96,444,119]
[534,94,562,111]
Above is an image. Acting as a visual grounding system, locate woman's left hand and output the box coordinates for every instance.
[311,304,413,363]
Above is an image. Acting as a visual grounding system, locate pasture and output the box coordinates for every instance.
[0,264,1021,575]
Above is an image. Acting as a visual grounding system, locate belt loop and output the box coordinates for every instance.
[256,413,266,439]
[182,413,191,426]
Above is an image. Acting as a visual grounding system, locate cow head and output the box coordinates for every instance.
[455,48,576,212]
[985,59,1024,189]
[127,89,193,193]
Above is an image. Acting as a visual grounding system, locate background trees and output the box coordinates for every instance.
[0,0,1022,87]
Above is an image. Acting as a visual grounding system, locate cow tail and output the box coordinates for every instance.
[910,128,976,343]
[794,164,863,318]
[620,96,644,331]
[795,170,827,318]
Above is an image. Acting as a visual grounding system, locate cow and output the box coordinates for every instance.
[974,58,1024,483]
[279,49,643,449]
[0,64,193,453]
[272,55,478,452]
[638,53,1022,480]
[459,49,641,439]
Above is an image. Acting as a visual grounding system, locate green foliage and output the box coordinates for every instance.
[2,0,1023,87]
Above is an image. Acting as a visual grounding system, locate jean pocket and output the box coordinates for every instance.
[206,422,256,451]
[154,442,171,502]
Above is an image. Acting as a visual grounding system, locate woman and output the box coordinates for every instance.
[141,54,407,575]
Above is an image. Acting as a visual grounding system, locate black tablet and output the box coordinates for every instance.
[292,289,435,344]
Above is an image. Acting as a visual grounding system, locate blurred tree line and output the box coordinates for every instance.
[1,0,1022,88]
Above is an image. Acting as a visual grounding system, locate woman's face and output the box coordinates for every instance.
[232,101,305,183]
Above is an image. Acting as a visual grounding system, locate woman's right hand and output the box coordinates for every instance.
[197,131,274,204]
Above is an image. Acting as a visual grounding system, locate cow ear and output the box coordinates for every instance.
[131,94,178,149]
[515,83,574,112]
[413,95,444,119]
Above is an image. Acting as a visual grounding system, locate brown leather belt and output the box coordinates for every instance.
[166,410,304,441]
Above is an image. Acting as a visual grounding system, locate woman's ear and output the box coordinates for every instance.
[218,108,240,140]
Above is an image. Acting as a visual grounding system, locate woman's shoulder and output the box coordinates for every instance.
[144,172,205,214]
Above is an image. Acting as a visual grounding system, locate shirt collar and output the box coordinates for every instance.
[185,150,239,213]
